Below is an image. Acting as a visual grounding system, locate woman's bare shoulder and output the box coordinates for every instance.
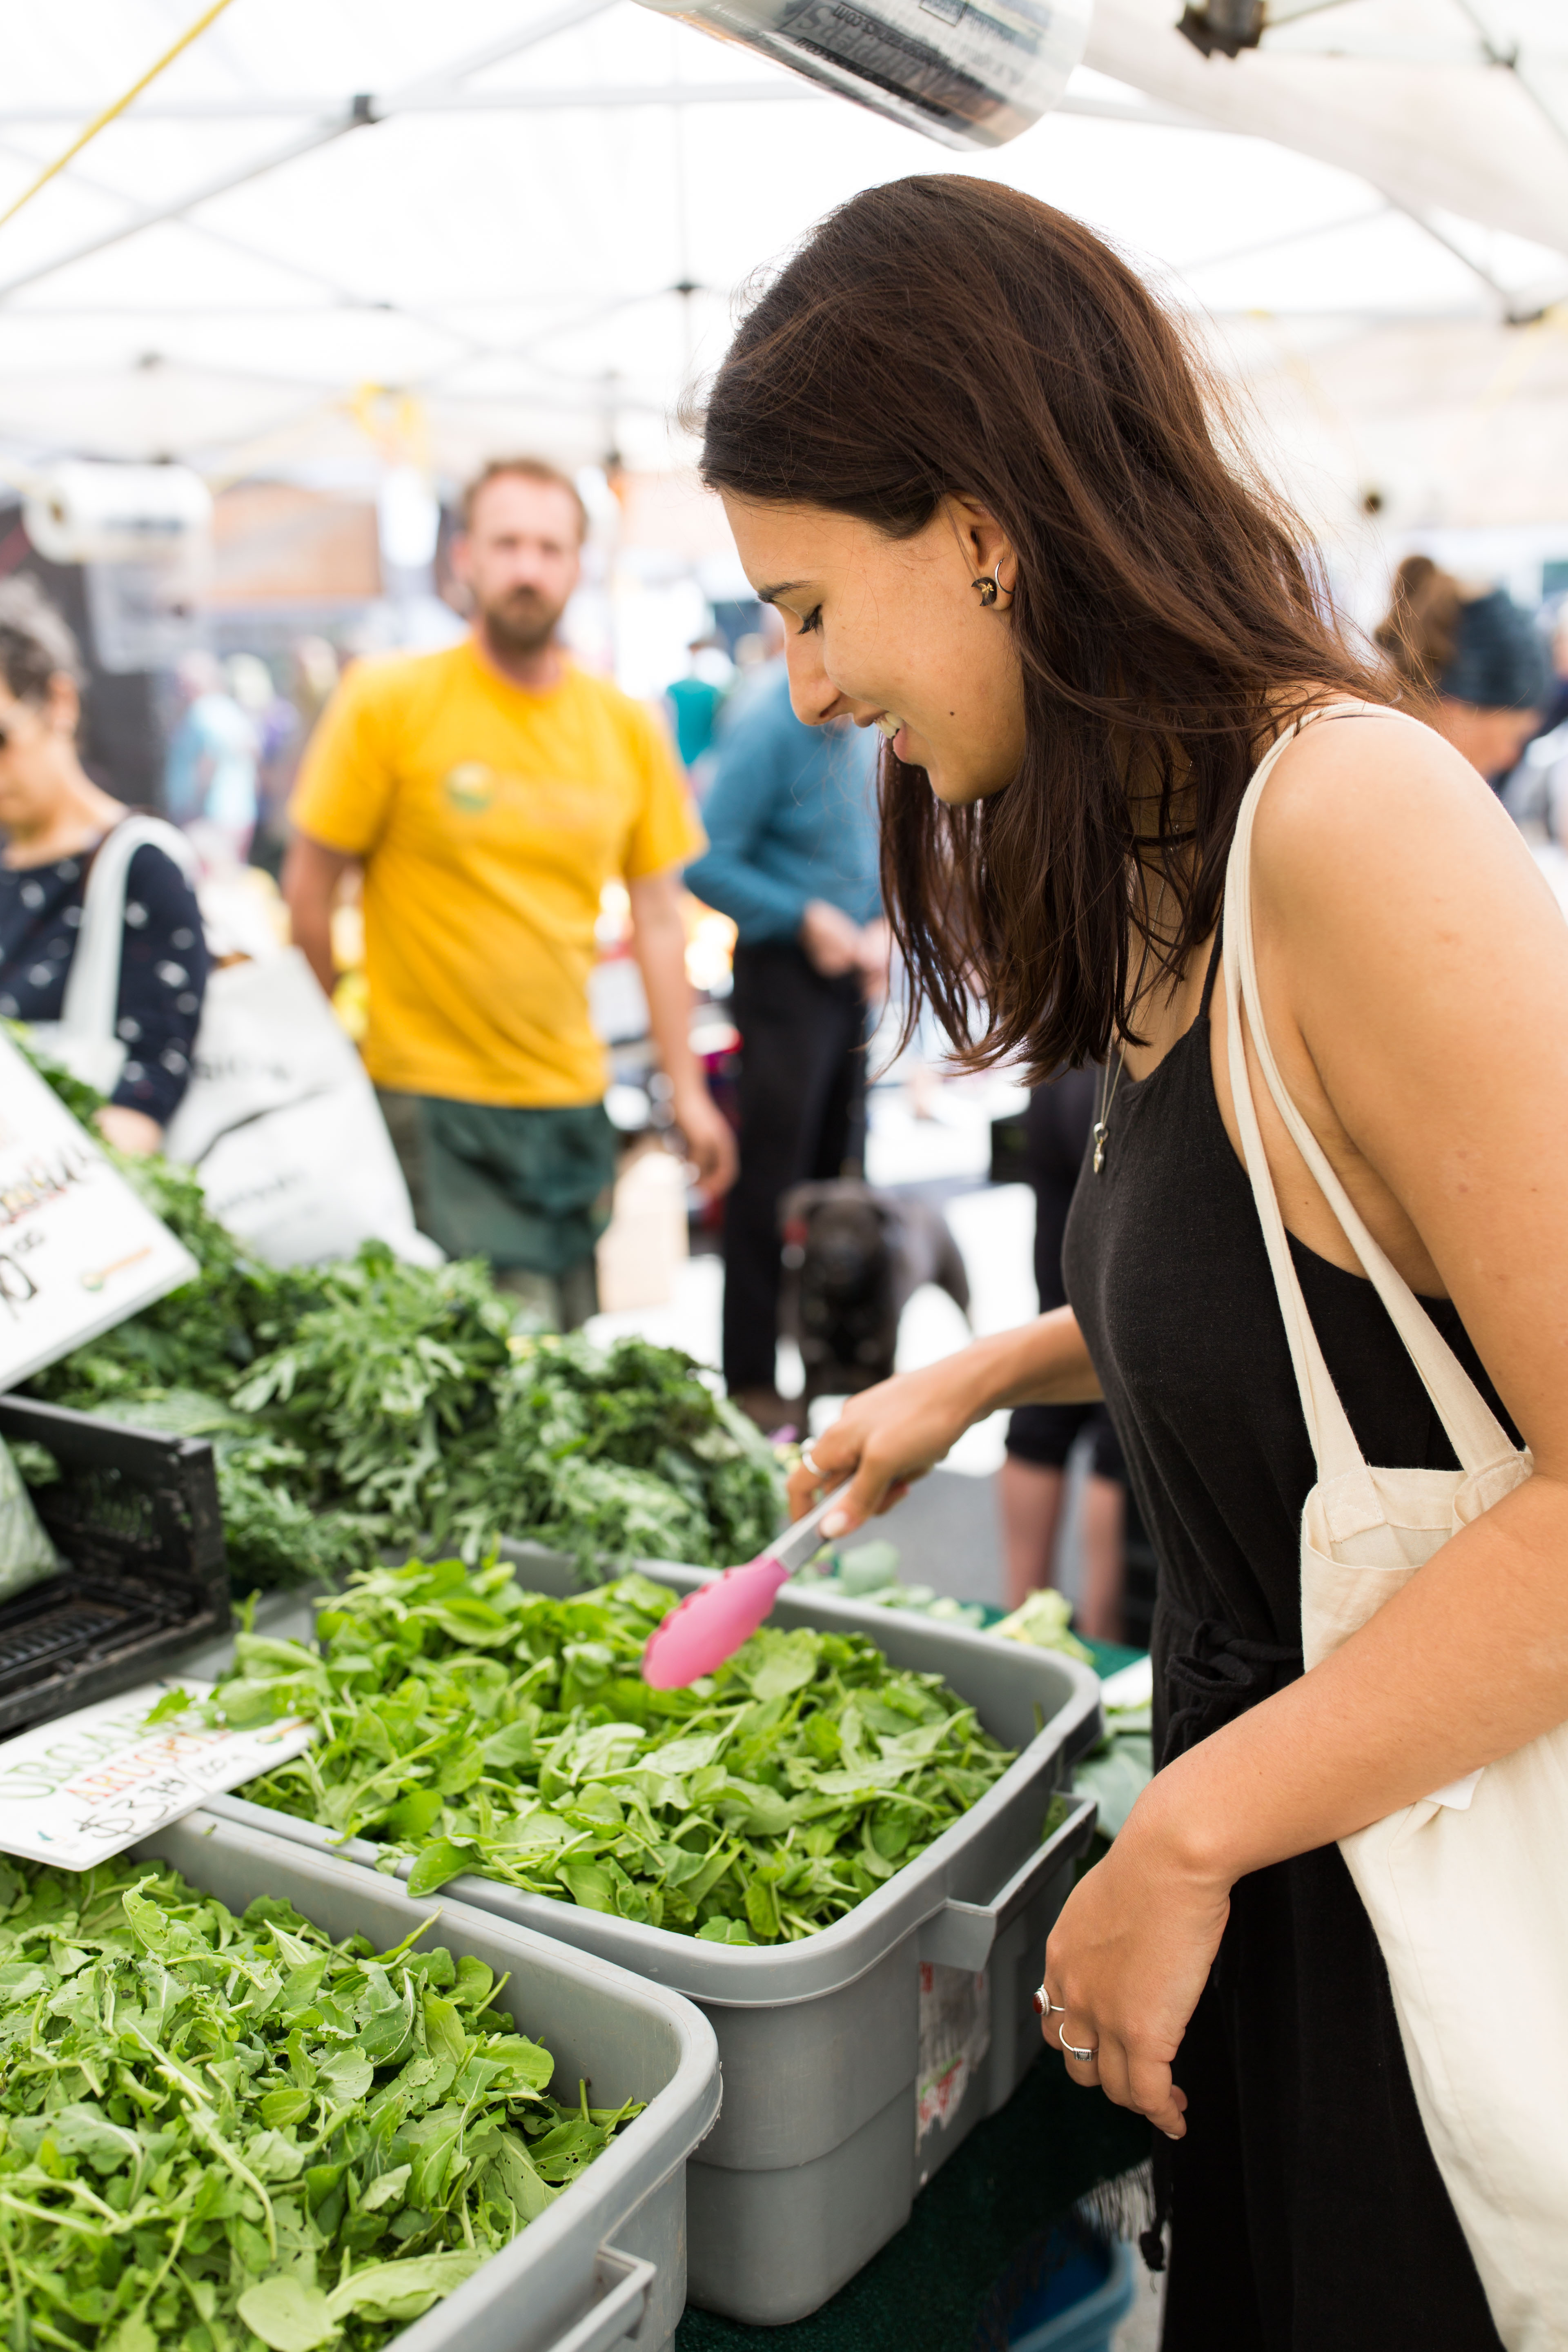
[1250,703,1546,947]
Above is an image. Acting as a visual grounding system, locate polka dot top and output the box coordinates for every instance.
[0,838,210,1125]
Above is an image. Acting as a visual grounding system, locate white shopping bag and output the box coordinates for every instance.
[163,949,437,1267]
[27,813,434,1270]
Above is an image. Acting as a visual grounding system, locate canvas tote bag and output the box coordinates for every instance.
[1223,704,1568,2352]
[26,816,429,1268]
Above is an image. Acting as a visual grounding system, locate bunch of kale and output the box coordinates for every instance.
[21,1078,782,1591]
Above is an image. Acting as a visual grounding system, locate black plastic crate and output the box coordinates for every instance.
[0,1395,229,1736]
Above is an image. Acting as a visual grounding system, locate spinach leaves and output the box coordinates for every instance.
[0,1853,637,2352]
[216,1558,1016,1943]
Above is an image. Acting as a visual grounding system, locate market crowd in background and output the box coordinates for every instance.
[4,468,1568,1652]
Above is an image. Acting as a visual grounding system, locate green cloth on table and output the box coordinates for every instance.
[1079,1634,1144,1678]
[675,2054,1147,2352]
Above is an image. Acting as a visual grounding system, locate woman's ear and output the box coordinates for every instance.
[945,495,1016,601]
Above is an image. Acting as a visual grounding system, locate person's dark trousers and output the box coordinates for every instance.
[724,940,867,1393]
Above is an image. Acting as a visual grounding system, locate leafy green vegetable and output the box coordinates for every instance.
[792,1540,989,1628]
[4,1020,107,1129]
[218,1556,1017,1942]
[17,1048,784,1591]
[0,1853,639,2352]
[992,1587,1095,1666]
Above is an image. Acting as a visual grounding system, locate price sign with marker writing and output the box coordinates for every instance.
[0,1680,314,1869]
[0,1032,198,1391]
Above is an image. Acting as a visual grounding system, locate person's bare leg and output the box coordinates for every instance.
[1075,1474,1127,1642]
[999,1454,1067,1610]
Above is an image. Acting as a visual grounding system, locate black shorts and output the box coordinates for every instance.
[1006,1400,1125,1482]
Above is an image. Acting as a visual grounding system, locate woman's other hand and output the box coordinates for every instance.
[1042,1783,1231,2140]
[788,1356,989,1534]
[790,1310,1105,1535]
[95,1103,163,1156]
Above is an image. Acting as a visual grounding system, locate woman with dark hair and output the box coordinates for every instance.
[700,177,1568,2348]
[0,578,208,1152]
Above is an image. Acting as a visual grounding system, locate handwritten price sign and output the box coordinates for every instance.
[0,1680,314,1868]
[0,1033,198,1391]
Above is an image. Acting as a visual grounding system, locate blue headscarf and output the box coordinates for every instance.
[1440,589,1549,711]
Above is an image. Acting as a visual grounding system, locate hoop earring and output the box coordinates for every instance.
[972,558,1009,607]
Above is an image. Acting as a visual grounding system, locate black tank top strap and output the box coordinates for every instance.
[1196,919,1224,1019]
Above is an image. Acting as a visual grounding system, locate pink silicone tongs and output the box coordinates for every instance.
[641,1482,853,1689]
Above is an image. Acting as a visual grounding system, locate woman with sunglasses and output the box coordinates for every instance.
[0,578,207,1152]
[701,177,1568,2349]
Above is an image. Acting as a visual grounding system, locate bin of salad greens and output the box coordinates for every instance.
[200,1550,1103,2325]
[0,1808,720,2352]
[14,1047,783,1597]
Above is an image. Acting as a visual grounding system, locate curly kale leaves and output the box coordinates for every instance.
[0,1852,638,2352]
[217,1557,1016,1944]
[18,1035,784,1588]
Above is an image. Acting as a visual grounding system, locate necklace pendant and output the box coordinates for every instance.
[1091,1121,1107,1176]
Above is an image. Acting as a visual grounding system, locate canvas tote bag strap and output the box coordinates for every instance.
[59,816,198,1051]
[1226,704,1517,1481]
[1222,726,1368,1487]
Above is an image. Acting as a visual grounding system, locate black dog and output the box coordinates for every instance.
[780,1180,970,1409]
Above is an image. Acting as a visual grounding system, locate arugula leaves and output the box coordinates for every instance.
[219,1558,1016,1943]
[0,1853,638,2352]
[17,1051,784,1591]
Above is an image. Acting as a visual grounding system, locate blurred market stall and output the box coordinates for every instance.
[0,3,1561,529]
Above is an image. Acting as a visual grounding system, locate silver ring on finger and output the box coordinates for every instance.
[1058,2020,1099,2063]
[1032,1984,1067,2018]
[800,1445,823,1477]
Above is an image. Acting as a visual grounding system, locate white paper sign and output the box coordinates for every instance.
[0,1679,314,1869]
[0,1033,199,1391]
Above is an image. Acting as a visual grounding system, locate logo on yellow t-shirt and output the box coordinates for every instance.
[443,761,497,813]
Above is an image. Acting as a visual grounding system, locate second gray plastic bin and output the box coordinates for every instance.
[198,1550,1103,2324]
[131,1808,720,2352]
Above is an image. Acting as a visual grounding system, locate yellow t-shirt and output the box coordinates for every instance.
[290,641,704,1106]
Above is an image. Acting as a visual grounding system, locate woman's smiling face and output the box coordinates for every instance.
[722,493,1027,807]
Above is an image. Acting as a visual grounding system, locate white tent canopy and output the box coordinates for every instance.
[0,0,1562,542]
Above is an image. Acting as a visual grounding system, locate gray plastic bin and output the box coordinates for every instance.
[129,1808,721,2352]
[196,1548,1103,2325]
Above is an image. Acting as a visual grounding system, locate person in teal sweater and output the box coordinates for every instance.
[685,663,886,1426]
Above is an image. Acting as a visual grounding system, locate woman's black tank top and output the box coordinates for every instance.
[1063,930,1515,1695]
[1060,931,1509,2351]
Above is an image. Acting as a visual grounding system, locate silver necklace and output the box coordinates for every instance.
[1091,1048,1128,1176]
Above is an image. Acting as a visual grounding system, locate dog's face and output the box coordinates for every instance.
[790,1194,896,1379]
[798,1199,886,1301]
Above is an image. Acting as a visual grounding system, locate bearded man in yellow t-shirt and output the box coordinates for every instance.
[284,457,737,1327]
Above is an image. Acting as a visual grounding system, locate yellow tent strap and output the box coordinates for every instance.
[0,0,238,236]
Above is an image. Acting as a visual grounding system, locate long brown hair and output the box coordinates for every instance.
[695,176,1385,1075]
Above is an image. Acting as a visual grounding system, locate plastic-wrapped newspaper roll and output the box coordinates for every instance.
[635,0,1091,149]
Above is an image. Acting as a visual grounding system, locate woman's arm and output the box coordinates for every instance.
[785,1305,1102,1531]
[1047,713,1568,2138]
